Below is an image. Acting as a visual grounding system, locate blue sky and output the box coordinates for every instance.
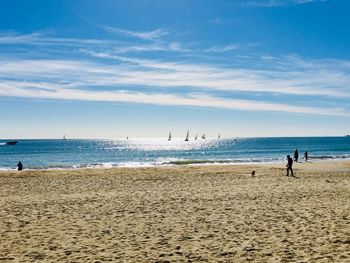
[0,0,349,139]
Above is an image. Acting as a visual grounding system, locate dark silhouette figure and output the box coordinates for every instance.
[304,151,308,162]
[17,161,23,171]
[286,155,294,177]
[294,149,299,162]
[251,170,256,177]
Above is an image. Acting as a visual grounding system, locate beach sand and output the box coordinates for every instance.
[0,161,349,262]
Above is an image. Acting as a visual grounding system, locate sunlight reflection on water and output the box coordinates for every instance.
[108,138,222,151]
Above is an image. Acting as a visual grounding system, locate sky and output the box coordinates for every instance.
[0,0,350,139]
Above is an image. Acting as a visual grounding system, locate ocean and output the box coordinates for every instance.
[0,137,349,170]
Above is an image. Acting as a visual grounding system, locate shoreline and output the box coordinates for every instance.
[1,157,350,173]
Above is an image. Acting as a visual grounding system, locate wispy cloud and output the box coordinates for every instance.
[205,44,240,52]
[112,42,187,53]
[0,55,349,116]
[78,50,350,98]
[0,31,186,53]
[245,0,327,7]
[0,80,347,117]
[100,26,168,41]
[0,32,122,46]
[0,31,349,117]
[209,18,224,24]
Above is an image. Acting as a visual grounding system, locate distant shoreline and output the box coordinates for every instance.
[1,135,350,140]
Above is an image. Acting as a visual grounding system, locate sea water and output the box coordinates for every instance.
[0,137,349,170]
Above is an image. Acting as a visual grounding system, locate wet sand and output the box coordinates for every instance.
[0,161,349,262]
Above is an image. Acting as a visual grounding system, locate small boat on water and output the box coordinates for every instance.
[6,141,18,145]
[63,135,67,140]
[201,133,206,140]
[185,130,189,141]
[168,132,172,141]
[218,134,221,139]
[194,134,198,140]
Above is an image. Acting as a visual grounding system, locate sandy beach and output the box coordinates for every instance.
[0,161,349,262]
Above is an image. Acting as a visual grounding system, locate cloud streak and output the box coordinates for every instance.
[0,32,121,46]
[244,0,327,7]
[0,80,347,116]
[0,31,349,117]
[205,44,240,52]
[0,31,187,54]
[100,26,168,41]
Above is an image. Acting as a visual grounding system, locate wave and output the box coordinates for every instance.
[1,155,350,171]
[309,155,350,160]
[162,158,281,166]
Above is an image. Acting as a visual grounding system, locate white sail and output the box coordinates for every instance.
[185,130,189,141]
[168,132,172,141]
[63,135,67,140]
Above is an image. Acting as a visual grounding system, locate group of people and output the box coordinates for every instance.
[286,149,309,177]
[292,149,308,163]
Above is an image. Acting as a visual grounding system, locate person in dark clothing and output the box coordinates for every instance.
[17,161,23,171]
[286,155,294,177]
[304,151,308,162]
[294,149,299,162]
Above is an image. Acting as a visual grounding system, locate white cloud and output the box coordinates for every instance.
[0,81,347,116]
[0,32,42,43]
[0,32,349,117]
[0,31,187,54]
[78,51,350,98]
[0,54,349,101]
[100,26,168,41]
[205,44,240,52]
[0,32,122,46]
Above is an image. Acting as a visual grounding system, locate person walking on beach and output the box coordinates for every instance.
[294,149,299,162]
[304,151,308,162]
[17,161,23,171]
[286,155,294,177]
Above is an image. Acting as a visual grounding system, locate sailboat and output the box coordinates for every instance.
[201,133,206,140]
[185,130,189,141]
[63,135,67,140]
[218,134,221,139]
[194,134,198,140]
[168,132,172,141]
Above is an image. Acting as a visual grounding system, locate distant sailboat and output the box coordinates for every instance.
[194,134,198,140]
[63,135,67,140]
[168,132,172,141]
[218,134,221,139]
[185,130,189,141]
[201,133,206,140]
[126,136,129,140]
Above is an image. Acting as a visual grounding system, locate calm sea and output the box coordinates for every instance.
[0,137,349,170]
